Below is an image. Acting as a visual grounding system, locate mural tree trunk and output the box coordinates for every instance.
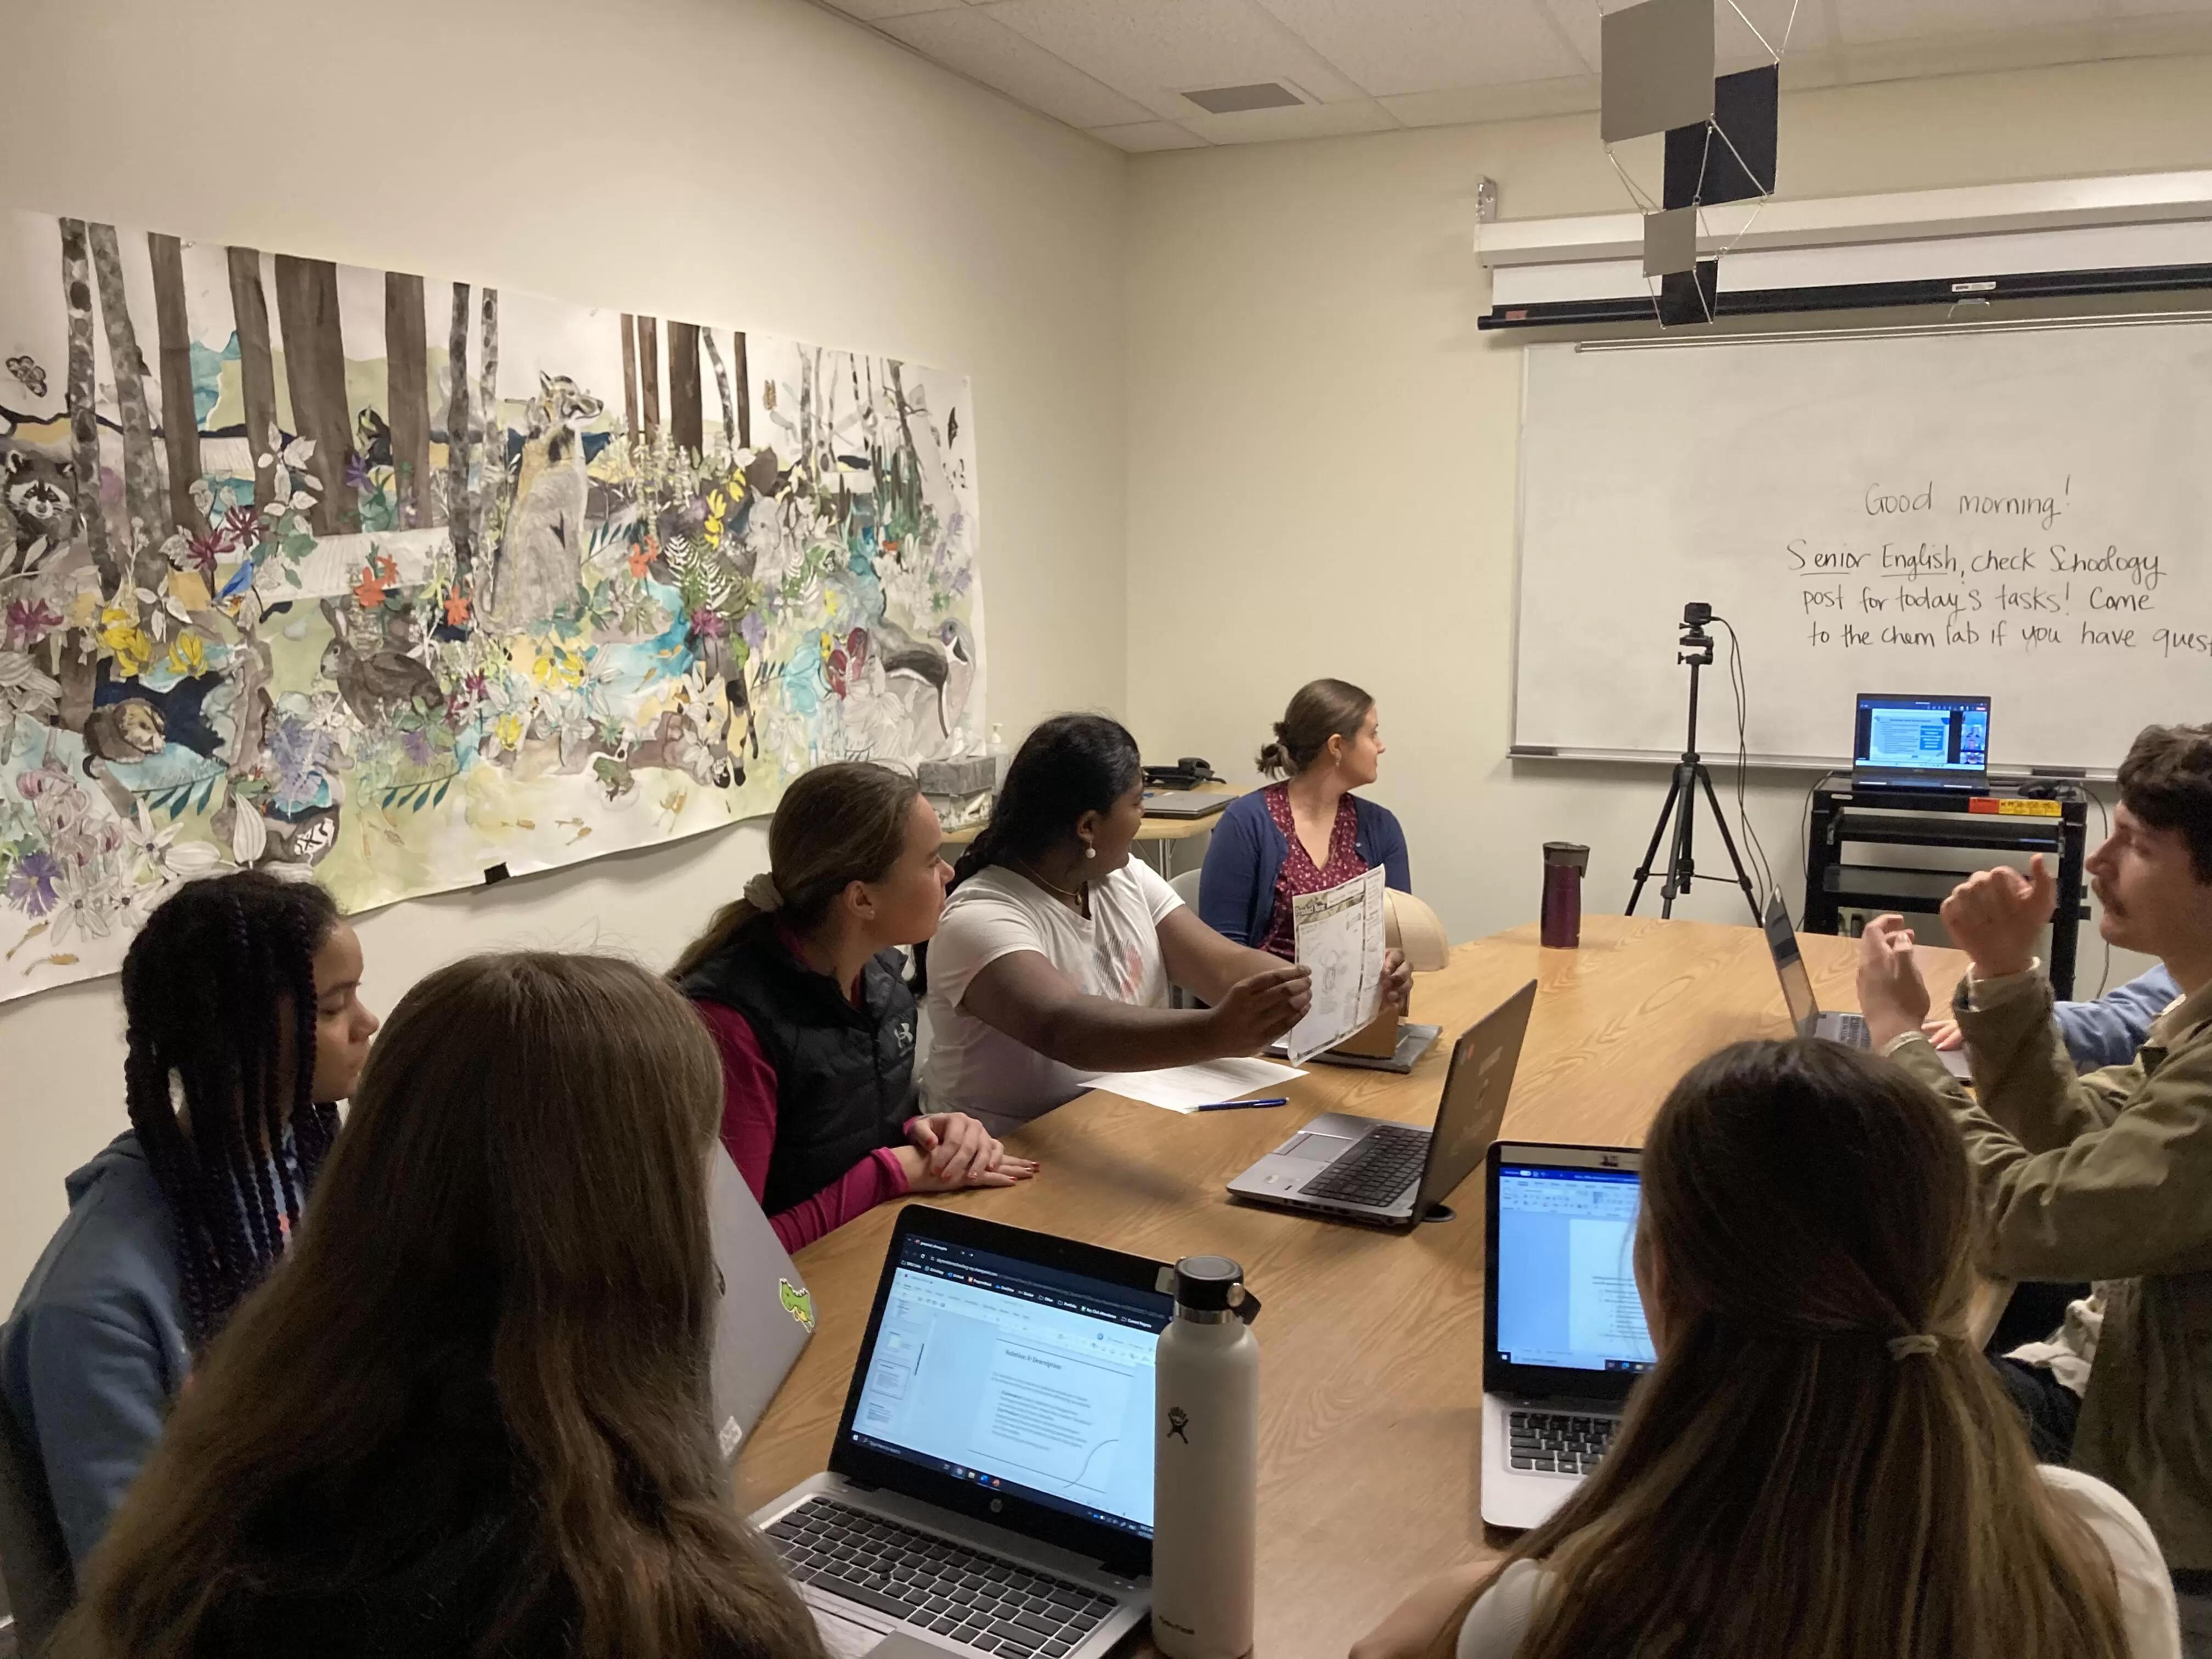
[384,273,429,529]
[637,315,661,442]
[668,322,702,460]
[224,249,280,517]
[733,331,751,452]
[444,283,472,591]
[273,255,357,535]
[620,313,640,442]
[477,287,500,561]
[702,329,736,455]
[88,222,164,590]
[147,233,201,535]
[58,218,113,591]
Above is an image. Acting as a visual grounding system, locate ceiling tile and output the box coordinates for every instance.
[1088,120,1214,148]
[880,8,1159,126]
[1832,0,2101,45]
[984,0,1366,124]
[1380,75,1601,125]
[1175,97,1399,143]
[1246,0,1588,95]
[822,0,959,22]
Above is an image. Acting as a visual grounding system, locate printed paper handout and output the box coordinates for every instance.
[1286,865,1386,1064]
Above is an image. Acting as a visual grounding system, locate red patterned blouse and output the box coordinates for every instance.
[1256,783,1369,961]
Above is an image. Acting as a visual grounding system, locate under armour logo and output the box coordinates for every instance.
[1167,1407,1190,1443]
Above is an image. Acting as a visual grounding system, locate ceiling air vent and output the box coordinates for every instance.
[1182,82,1306,114]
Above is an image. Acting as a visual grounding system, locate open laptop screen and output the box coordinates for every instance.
[1762,895,1821,1039]
[1853,693,1990,776]
[844,1228,1173,1541]
[1493,1164,1656,1375]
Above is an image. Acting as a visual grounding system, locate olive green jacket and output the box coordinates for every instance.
[1893,968,2212,1569]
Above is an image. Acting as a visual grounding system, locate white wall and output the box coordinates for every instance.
[1125,55,2212,996]
[0,0,1128,1294]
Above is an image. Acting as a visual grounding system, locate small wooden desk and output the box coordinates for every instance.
[736,915,1967,1656]
[939,785,1236,877]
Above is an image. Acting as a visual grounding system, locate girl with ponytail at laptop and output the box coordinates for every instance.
[1350,1040,2177,1659]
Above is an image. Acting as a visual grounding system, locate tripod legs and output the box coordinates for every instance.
[1626,758,1760,922]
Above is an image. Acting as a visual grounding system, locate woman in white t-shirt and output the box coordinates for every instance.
[919,714,1408,1133]
[1350,1038,2178,1659]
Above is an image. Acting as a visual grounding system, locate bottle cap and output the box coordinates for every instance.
[1170,1255,1245,1311]
[1542,841,1590,870]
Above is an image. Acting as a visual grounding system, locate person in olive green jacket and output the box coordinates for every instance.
[1854,723,2212,1590]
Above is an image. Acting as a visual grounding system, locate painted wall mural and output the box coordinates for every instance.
[0,210,984,1002]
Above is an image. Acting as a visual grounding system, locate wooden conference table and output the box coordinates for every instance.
[736,914,1969,1657]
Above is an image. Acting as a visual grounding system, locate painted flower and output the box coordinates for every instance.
[529,641,585,692]
[627,544,652,580]
[3,599,63,651]
[495,710,525,751]
[399,726,433,765]
[443,586,472,627]
[98,606,153,678]
[353,553,399,611]
[825,628,868,698]
[740,611,766,653]
[345,453,372,493]
[690,607,727,640]
[3,850,60,916]
[165,630,208,676]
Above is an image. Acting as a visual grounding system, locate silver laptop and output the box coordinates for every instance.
[1138,789,1229,820]
[1481,1141,1655,1530]
[1227,980,1537,1228]
[1762,894,1971,1077]
[709,1146,816,1463]
[752,1207,1170,1659]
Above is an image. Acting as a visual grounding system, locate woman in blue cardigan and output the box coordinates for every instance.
[1199,678,1412,955]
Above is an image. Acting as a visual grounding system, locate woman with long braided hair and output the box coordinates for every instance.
[0,871,378,1571]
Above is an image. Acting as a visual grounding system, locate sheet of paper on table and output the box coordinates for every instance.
[1085,1056,1307,1114]
[1286,865,1386,1064]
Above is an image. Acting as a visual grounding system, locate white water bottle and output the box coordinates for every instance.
[1152,1256,1262,1659]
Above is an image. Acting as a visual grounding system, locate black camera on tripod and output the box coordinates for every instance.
[1678,601,1714,664]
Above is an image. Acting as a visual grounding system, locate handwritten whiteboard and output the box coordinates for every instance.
[1513,323,2212,772]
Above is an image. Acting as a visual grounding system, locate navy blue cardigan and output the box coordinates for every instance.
[1197,788,1412,949]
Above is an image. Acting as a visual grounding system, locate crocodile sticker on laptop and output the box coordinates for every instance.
[779,1278,816,1333]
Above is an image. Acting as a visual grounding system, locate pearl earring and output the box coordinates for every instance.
[1085,847,1097,860]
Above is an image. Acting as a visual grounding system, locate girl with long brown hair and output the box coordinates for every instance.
[53,952,826,1659]
[1352,1039,2176,1659]
[673,761,1035,1254]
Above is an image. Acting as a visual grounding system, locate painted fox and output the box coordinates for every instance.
[483,372,602,628]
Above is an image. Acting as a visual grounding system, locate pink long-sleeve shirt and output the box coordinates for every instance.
[693,998,912,1254]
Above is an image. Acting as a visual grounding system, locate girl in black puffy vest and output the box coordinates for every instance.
[672,762,1036,1251]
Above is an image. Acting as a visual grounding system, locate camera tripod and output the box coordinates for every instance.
[1626,605,1762,922]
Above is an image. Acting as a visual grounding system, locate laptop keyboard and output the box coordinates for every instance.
[1508,1409,1617,1476]
[766,1497,1117,1656]
[1831,1011,1869,1047]
[1301,1123,1430,1207]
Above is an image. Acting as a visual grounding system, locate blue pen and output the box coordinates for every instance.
[1193,1097,1289,1112]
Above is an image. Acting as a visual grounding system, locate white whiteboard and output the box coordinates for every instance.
[1514,322,2212,772]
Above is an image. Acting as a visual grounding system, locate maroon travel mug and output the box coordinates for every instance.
[1541,842,1590,949]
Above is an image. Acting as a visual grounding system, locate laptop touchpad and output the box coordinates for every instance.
[1283,1132,1354,1162]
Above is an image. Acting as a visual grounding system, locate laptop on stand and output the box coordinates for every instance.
[753,1207,1171,1659]
[1851,692,1991,793]
[1762,895,1971,1078]
[1226,979,1538,1228]
[1480,1142,1656,1530]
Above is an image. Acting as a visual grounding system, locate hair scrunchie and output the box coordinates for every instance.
[1887,1333,1940,1361]
[743,871,783,913]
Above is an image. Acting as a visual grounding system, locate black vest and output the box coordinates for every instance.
[679,923,919,1215]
